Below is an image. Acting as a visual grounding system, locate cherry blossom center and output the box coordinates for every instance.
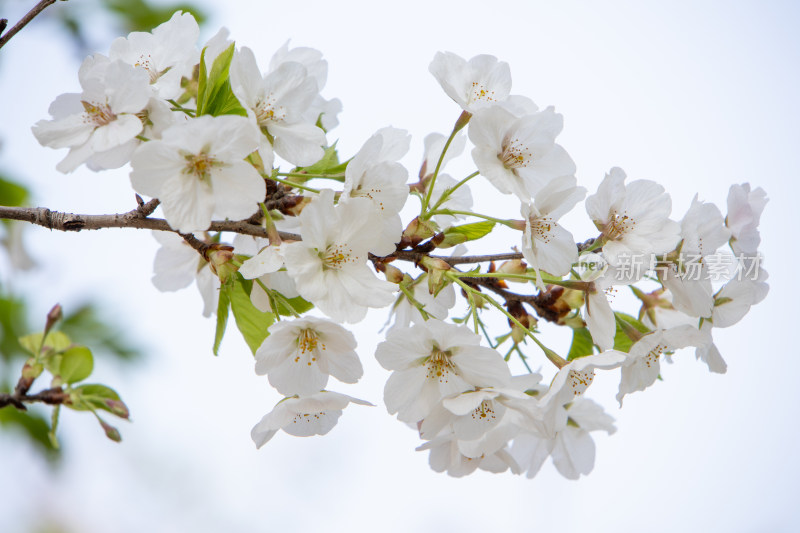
[81,100,117,127]
[254,94,286,125]
[183,151,219,181]
[296,328,325,366]
[321,243,356,270]
[499,137,532,170]
[604,211,636,240]
[426,349,457,383]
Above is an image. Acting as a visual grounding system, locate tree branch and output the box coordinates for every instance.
[0,387,69,411]
[0,0,62,50]
[0,204,302,242]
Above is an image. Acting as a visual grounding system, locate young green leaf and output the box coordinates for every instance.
[229,278,275,354]
[58,346,94,384]
[213,284,232,355]
[567,327,595,360]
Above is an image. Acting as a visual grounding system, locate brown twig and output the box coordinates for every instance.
[0,387,70,411]
[0,0,62,50]
[0,204,302,242]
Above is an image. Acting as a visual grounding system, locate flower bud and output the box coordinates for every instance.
[105,399,130,419]
[507,301,536,344]
[21,359,44,381]
[44,304,63,335]
[401,217,438,248]
[381,264,405,284]
[419,256,452,295]
[282,195,312,217]
[206,245,238,283]
[497,259,528,278]
[100,419,122,442]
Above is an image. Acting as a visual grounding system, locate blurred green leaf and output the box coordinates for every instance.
[0,293,29,364]
[70,383,128,419]
[101,0,207,33]
[60,304,141,362]
[0,175,29,207]
[59,346,93,384]
[19,331,72,358]
[0,406,60,459]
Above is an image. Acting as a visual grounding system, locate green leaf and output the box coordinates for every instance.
[70,384,128,418]
[275,295,314,317]
[0,407,59,458]
[293,143,346,176]
[567,327,595,361]
[59,304,141,362]
[18,331,72,357]
[613,312,650,353]
[196,43,246,117]
[213,284,231,355]
[229,278,275,354]
[0,175,29,207]
[58,346,94,384]
[443,221,495,242]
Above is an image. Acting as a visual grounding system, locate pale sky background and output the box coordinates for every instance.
[1,1,798,532]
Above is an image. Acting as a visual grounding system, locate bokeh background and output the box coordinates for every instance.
[1,1,798,531]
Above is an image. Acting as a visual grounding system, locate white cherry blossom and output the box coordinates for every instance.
[32,55,151,173]
[150,231,219,317]
[130,115,265,233]
[726,183,768,255]
[255,317,362,396]
[616,325,707,405]
[341,127,411,255]
[521,175,586,285]
[251,391,372,448]
[417,432,521,477]
[585,167,680,265]
[231,46,326,166]
[469,105,576,200]
[375,320,511,423]
[108,11,200,99]
[429,52,512,113]
[282,190,396,322]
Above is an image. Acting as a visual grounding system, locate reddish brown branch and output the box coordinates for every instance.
[0,0,62,50]
[0,387,69,411]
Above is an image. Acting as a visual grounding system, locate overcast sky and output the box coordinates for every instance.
[1,1,798,532]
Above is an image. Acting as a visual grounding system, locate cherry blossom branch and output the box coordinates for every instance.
[0,204,302,241]
[0,387,70,410]
[0,0,63,50]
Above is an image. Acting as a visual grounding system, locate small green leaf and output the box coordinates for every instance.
[293,143,345,176]
[196,43,246,117]
[213,284,232,355]
[19,331,71,357]
[58,346,94,384]
[69,384,128,418]
[443,221,495,242]
[613,312,650,353]
[229,278,275,354]
[275,295,314,317]
[567,327,595,360]
[0,175,29,206]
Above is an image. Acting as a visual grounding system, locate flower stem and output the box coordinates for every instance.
[430,171,480,212]
[421,111,471,215]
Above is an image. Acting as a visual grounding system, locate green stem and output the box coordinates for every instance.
[427,209,518,228]
[448,273,566,369]
[421,111,470,215]
[276,172,345,182]
[268,175,321,194]
[260,203,281,244]
[430,171,480,212]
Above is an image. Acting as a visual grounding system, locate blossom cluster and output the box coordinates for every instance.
[31,13,768,479]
